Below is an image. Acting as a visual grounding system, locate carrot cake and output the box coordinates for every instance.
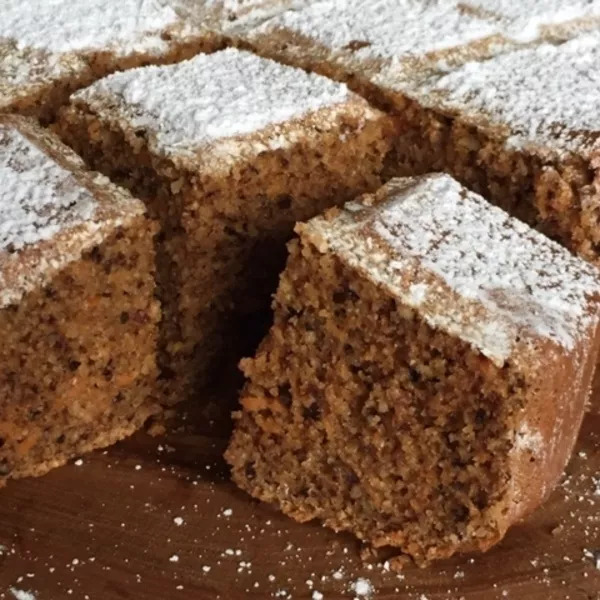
[226,173,600,563]
[0,0,229,122]
[234,1,600,262]
[0,115,160,485]
[56,48,394,404]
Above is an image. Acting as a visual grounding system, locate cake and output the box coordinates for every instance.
[0,0,230,122]
[225,173,600,563]
[0,115,160,485]
[233,0,600,262]
[56,48,394,404]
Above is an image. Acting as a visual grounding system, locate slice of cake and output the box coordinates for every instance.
[225,173,600,563]
[56,48,394,403]
[0,0,227,122]
[0,116,160,485]
[235,1,600,263]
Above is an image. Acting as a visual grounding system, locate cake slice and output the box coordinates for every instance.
[0,0,229,122]
[235,1,600,263]
[0,116,160,485]
[57,48,394,403]
[225,174,600,563]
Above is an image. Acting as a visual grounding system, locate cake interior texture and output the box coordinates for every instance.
[0,220,160,484]
[56,53,393,404]
[226,237,530,562]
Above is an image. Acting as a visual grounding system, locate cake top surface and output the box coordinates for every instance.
[245,0,600,160]
[0,0,207,113]
[419,32,600,159]
[250,0,600,61]
[0,116,145,307]
[252,0,499,61]
[303,174,600,366]
[72,48,372,171]
[196,0,304,23]
[0,0,182,56]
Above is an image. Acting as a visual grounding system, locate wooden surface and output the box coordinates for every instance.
[0,380,599,600]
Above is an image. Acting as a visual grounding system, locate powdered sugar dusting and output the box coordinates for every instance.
[305,174,600,365]
[422,31,600,158]
[251,0,600,67]
[0,0,179,55]
[255,0,498,62]
[350,577,374,597]
[470,0,600,41]
[9,589,36,600]
[0,118,145,308]
[0,128,97,252]
[514,423,544,455]
[73,48,355,165]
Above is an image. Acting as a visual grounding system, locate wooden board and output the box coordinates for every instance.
[0,380,599,600]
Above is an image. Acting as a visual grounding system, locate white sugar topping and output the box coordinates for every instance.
[253,0,600,63]
[0,119,144,308]
[74,48,353,162]
[0,128,97,252]
[256,0,498,62]
[0,0,179,55]
[514,423,544,455]
[471,0,600,42]
[470,0,600,29]
[305,174,600,365]
[424,32,600,158]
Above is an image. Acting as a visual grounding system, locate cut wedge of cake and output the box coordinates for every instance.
[57,48,395,404]
[226,173,600,563]
[0,116,160,485]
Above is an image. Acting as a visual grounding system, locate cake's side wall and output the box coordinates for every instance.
[0,218,160,484]
[505,323,600,525]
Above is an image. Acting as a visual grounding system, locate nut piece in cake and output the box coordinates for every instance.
[225,173,600,563]
[57,47,395,403]
[0,0,235,122]
[236,1,600,263]
[0,116,160,485]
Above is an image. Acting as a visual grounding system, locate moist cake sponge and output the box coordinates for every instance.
[56,48,394,404]
[225,173,600,563]
[0,116,160,485]
[235,0,600,264]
